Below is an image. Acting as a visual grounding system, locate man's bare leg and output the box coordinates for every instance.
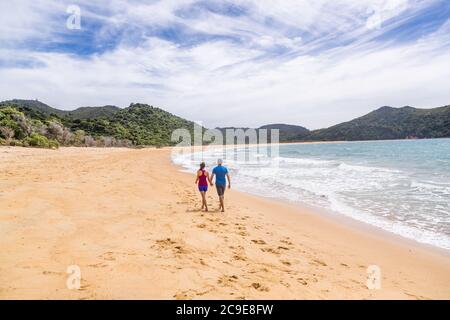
[219,196,225,212]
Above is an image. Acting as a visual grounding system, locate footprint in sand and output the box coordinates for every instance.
[195,222,219,234]
[173,292,191,300]
[174,287,214,300]
[251,239,266,245]
[100,252,116,261]
[79,279,91,292]
[88,262,108,268]
[280,237,293,243]
[42,270,64,276]
[311,259,328,267]
[156,238,176,244]
[261,247,280,255]
[280,260,292,266]
[233,253,247,261]
[250,282,270,292]
[218,275,239,287]
[154,238,188,255]
[403,292,429,300]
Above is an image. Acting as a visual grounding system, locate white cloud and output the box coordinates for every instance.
[0,0,449,129]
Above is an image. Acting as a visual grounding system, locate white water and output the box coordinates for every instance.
[173,139,450,251]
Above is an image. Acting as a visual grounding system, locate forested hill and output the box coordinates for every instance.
[0,100,198,148]
[216,105,450,142]
[1,99,448,149]
[216,124,310,142]
[305,105,450,141]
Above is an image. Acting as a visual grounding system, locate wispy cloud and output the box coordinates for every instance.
[0,0,449,128]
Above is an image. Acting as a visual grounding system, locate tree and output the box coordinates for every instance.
[47,121,64,142]
[12,113,32,136]
[0,126,15,143]
[83,135,95,147]
[73,130,85,146]
[61,128,73,145]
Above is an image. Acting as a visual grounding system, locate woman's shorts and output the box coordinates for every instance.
[198,185,208,192]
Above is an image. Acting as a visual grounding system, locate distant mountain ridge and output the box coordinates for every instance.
[1,99,449,147]
[217,105,450,142]
[3,99,66,117]
[2,99,120,119]
[65,105,120,119]
[216,124,310,142]
[305,105,450,141]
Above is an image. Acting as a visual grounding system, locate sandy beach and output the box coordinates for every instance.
[0,146,449,300]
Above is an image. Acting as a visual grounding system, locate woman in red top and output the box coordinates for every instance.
[195,162,211,212]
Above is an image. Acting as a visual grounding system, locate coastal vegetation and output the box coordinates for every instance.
[1,99,449,149]
[304,105,450,141]
[218,105,450,142]
[0,100,198,148]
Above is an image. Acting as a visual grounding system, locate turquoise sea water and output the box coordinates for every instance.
[173,139,450,250]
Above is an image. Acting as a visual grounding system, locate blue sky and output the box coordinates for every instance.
[0,0,449,128]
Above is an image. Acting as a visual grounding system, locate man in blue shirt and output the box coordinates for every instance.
[210,159,231,212]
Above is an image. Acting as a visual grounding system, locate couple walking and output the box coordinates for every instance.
[195,159,231,212]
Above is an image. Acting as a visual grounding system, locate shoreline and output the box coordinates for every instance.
[264,194,450,258]
[169,137,450,150]
[1,146,449,299]
[172,149,450,261]
[172,142,450,255]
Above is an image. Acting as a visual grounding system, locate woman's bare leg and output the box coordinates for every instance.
[201,191,208,211]
[200,191,205,210]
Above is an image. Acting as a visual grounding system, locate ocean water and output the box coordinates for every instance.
[172,139,450,251]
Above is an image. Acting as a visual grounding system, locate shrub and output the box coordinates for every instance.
[0,107,28,139]
[46,121,64,141]
[73,130,85,146]
[23,133,58,149]
[0,126,15,141]
[48,139,60,149]
[9,139,23,147]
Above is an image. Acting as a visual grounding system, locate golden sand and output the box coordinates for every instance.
[0,147,449,299]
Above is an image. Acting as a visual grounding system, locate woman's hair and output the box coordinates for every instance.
[199,162,206,170]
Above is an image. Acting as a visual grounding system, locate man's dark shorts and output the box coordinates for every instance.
[216,184,226,196]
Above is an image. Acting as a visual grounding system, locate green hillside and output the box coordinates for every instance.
[65,103,199,146]
[1,99,66,118]
[260,124,310,141]
[65,105,120,119]
[1,99,121,120]
[1,99,449,149]
[305,105,450,141]
[216,124,310,143]
[0,100,199,148]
